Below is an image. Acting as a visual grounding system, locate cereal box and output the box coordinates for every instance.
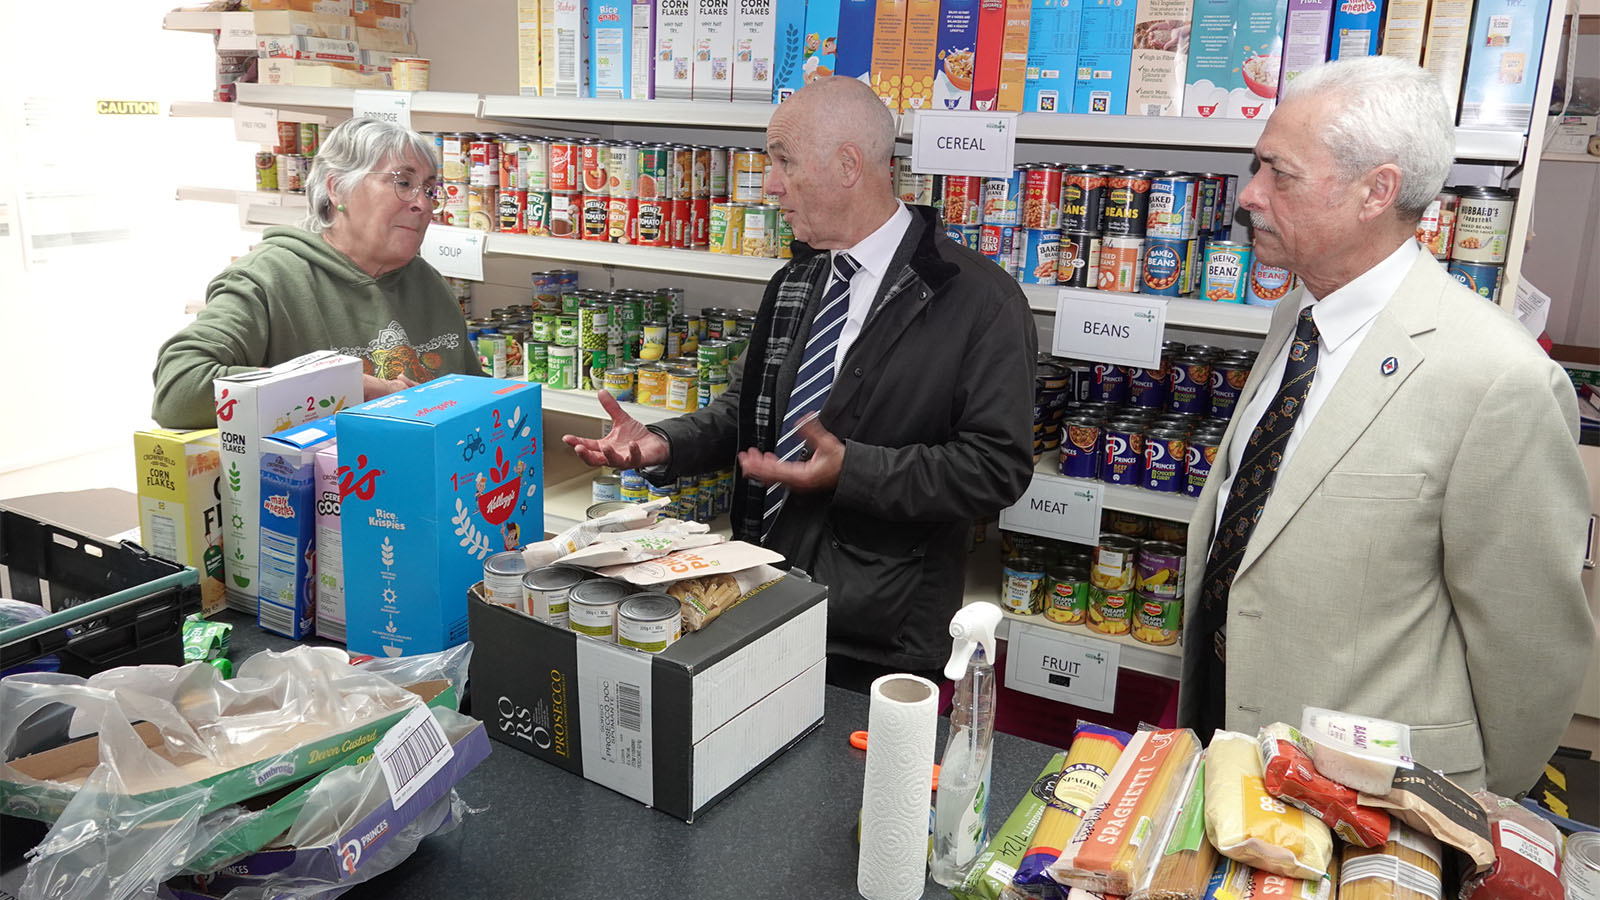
[1277,0,1333,98]
[1226,0,1287,119]
[1457,0,1553,130]
[996,0,1033,111]
[1328,0,1383,59]
[1072,0,1137,115]
[590,0,635,98]
[1184,0,1236,117]
[1379,0,1427,64]
[835,0,879,80]
[1421,0,1472,117]
[314,443,346,642]
[542,0,589,97]
[871,0,910,108]
[900,0,942,109]
[258,420,336,640]
[1127,0,1192,115]
[800,0,842,85]
[339,376,543,658]
[733,0,779,101]
[970,0,1008,110]
[214,352,362,615]
[693,0,736,99]
[134,429,226,616]
[1024,0,1082,112]
[635,0,657,97]
[934,0,981,109]
[656,0,697,99]
[772,0,809,100]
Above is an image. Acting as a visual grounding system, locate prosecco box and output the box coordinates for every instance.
[466,573,827,822]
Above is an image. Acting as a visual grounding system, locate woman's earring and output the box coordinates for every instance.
[337,203,346,212]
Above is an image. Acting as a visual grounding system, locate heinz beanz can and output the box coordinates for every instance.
[1202,242,1252,302]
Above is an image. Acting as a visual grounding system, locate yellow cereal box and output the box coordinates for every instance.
[517,0,541,96]
[135,429,227,616]
[1379,0,1430,65]
[872,0,911,109]
[1421,0,1472,117]
[996,0,1032,111]
[900,0,942,110]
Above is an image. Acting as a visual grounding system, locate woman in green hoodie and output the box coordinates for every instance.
[151,117,481,429]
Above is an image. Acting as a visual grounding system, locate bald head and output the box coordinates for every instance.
[764,76,900,248]
[775,77,897,170]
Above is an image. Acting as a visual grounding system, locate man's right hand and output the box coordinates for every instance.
[562,390,669,469]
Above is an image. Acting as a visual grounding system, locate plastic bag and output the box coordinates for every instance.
[553,519,720,568]
[521,497,673,568]
[1457,791,1563,900]
[351,642,473,711]
[1204,731,1333,882]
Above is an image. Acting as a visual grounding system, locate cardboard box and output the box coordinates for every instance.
[134,429,227,617]
[214,352,361,616]
[1328,0,1383,59]
[354,24,415,52]
[1421,0,1472,118]
[899,0,942,110]
[338,376,543,658]
[590,0,636,98]
[250,10,355,39]
[1127,0,1191,115]
[518,0,542,95]
[970,0,1007,109]
[693,0,736,99]
[870,0,910,108]
[1276,0,1332,98]
[1457,0,1553,130]
[259,58,391,87]
[542,0,590,97]
[801,0,842,85]
[313,443,346,642]
[1023,0,1082,112]
[258,421,336,640]
[252,0,353,14]
[257,35,361,66]
[656,0,696,98]
[996,0,1033,111]
[1547,115,1599,154]
[1073,0,1136,115]
[772,0,810,101]
[733,0,780,101]
[1226,0,1286,119]
[357,48,397,74]
[633,0,656,98]
[1379,0,1428,64]
[1183,0,1236,117]
[834,0,879,80]
[466,574,828,822]
[353,0,409,28]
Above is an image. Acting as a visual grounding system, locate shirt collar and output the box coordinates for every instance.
[836,202,912,281]
[1300,239,1422,353]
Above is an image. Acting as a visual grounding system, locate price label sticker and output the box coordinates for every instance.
[909,110,1018,178]
[421,225,485,281]
[1052,289,1168,368]
[999,473,1102,545]
[353,89,413,130]
[232,104,279,146]
[216,12,256,51]
[1004,621,1120,713]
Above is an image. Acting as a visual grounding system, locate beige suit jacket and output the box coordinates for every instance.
[1178,252,1595,796]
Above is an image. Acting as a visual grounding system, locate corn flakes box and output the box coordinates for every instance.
[258,420,337,640]
[134,429,227,616]
[693,0,736,99]
[772,0,809,100]
[733,0,779,101]
[835,0,879,80]
[338,376,544,658]
[934,0,981,109]
[871,0,910,108]
[900,0,942,109]
[1024,0,1082,113]
[1127,0,1192,115]
[656,0,697,99]
[800,0,841,86]
[1457,0,1552,130]
[1072,0,1136,115]
[996,0,1033,111]
[1183,0,1237,117]
[314,442,346,642]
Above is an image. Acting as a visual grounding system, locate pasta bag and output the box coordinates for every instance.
[954,751,1069,900]
[1340,821,1444,900]
[1202,857,1336,900]
[1203,731,1333,882]
[1014,723,1133,895]
[1130,756,1219,900]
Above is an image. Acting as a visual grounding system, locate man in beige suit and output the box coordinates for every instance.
[1179,56,1594,797]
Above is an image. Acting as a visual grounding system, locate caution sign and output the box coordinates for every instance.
[96,100,161,115]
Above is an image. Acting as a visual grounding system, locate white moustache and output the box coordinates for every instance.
[1249,213,1276,234]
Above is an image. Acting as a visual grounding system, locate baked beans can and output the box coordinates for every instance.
[1100,421,1146,486]
[1044,566,1090,625]
[732,149,766,203]
[1416,188,1459,260]
[607,195,637,244]
[1131,591,1180,645]
[980,224,1017,273]
[1197,173,1229,235]
[1058,230,1101,288]
[275,121,299,155]
[1243,260,1295,307]
[1451,186,1515,264]
[468,140,496,187]
[1098,236,1144,292]
[982,170,1023,226]
[1141,238,1188,296]
[709,202,743,254]
[1087,586,1134,636]
[1103,170,1154,237]
[1059,415,1102,479]
[548,191,580,238]
[1090,363,1129,405]
[498,188,526,234]
[579,141,609,194]
[706,146,727,197]
[521,140,549,192]
[255,152,278,191]
[1147,174,1199,240]
[441,181,469,226]
[1448,260,1503,301]
[691,196,712,248]
[1141,427,1187,493]
[581,193,609,241]
[635,197,669,246]
[1184,431,1220,497]
[1130,358,1171,409]
[1018,229,1061,284]
[1021,165,1063,230]
[1136,541,1185,599]
[741,204,779,257]
[941,175,984,226]
[895,160,937,205]
[1062,167,1109,232]
[498,139,523,190]
[1169,353,1213,416]
[1000,556,1047,614]
[608,142,639,197]
[548,140,580,193]
[298,122,319,158]
[945,224,982,250]
[1202,242,1252,302]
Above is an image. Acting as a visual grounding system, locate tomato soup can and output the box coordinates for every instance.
[548,140,580,193]
[498,188,526,234]
[635,197,669,246]
[1103,170,1154,237]
[468,139,497,187]
[1098,236,1144,292]
[1021,165,1063,229]
[1141,238,1188,296]
[691,196,712,249]
[441,181,469,227]
[580,193,609,241]
[1202,242,1252,302]
[1018,229,1061,284]
[668,197,692,248]
[579,141,610,194]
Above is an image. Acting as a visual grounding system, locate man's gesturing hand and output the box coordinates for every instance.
[561,390,670,469]
[736,415,844,493]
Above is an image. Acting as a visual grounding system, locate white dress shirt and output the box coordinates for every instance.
[832,201,913,372]
[1214,239,1424,534]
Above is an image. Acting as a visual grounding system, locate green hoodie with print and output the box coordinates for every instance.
[152,226,481,429]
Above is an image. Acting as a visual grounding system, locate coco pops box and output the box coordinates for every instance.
[314,442,346,642]
[338,375,543,658]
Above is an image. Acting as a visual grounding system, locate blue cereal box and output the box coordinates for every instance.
[800,0,841,84]
[339,376,544,657]
[258,420,338,640]
[835,0,878,80]
[1183,0,1236,117]
[589,0,635,99]
[1072,0,1136,115]
[773,0,809,100]
[1328,0,1383,59]
[933,0,981,109]
[1458,0,1553,130]
[1023,0,1083,112]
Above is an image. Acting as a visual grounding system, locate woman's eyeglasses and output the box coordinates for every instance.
[386,171,442,205]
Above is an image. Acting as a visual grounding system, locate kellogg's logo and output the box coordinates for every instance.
[215,388,237,422]
[263,493,295,519]
[339,455,383,502]
[477,446,521,526]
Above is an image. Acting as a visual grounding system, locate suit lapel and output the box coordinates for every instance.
[825,221,934,416]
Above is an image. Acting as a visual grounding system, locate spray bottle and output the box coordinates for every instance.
[930,601,1002,887]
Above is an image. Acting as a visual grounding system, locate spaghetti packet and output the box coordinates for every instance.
[1203,857,1336,900]
[954,751,1069,900]
[1014,723,1133,895]
[1130,756,1218,900]
[1258,723,1391,848]
[1204,731,1333,881]
[1340,821,1444,900]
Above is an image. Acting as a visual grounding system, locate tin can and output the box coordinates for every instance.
[699,367,729,408]
[548,140,579,193]
[895,158,937,205]
[483,550,530,610]
[1089,363,1129,405]
[690,196,712,249]
[980,171,1021,225]
[497,139,522,190]
[980,224,1017,274]
[523,564,588,627]
[708,202,738,254]
[569,579,635,641]
[1136,541,1185,599]
[1141,238,1188,296]
[284,154,310,193]
[580,193,609,241]
[1208,361,1248,420]
[1202,242,1252,302]
[547,191,579,238]
[1130,357,1172,409]
[465,185,496,231]
[521,140,550,192]
[1019,229,1060,284]
[741,204,779,257]
[732,149,767,203]
[667,197,691,248]
[1168,353,1213,416]
[706,146,727,197]
[607,195,637,244]
[1043,566,1090,625]
[255,152,278,191]
[696,472,717,520]
[546,345,579,389]
[1451,186,1515,264]
[611,142,642,197]
[1103,171,1154,237]
[1062,167,1109,232]
[1244,259,1296,307]
[1000,556,1047,614]
[1415,188,1459,260]
[477,333,507,378]
[616,593,682,652]
[578,302,610,350]
[275,121,299,155]
[1147,174,1199,240]
[669,145,694,199]
[665,363,698,411]
[1142,427,1187,493]
[1085,586,1134,636]
[1130,591,1180,645]
[646,482,675,511]
[1098,236,1144,292]
[1184,431,1221,498]
[295,122,318,158]
[592,473,622,504]
[634,196,669,246]
[777,212,794,258]
[945,224,982,250]
[440,134,468,183]
[578,141,609,194]
[697,338,731,376]
[1058,230,1101,288]
[1448,261,1503,301]
[635,363,667,407]
[1100,421,1145,486]
[1059,415,1102,479]
[942,175,984,225]
[676,476,698,522]
[497,188,526,234]
[1020,166,1063,230]
[468,139,496,187]
[525,342,548,382]
[1102,511,1147,538]
[1563,831,1600,900]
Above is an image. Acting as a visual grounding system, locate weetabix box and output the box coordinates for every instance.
[1276,0,1333,98]
[733,0,780,101]
[518,0,543,94]
[590,0,635,97]
[656,0,696,99]
[338,375,543,658]
[835,0,879,80]
[1328,0,1383,58]
[1379,0,1428,64]
[1457,0,1552,130]
[1024,0,1084,112]
[870,0,910,108]
[1183,0,1236,117]
[314,443,346,642]
[969,0,1007,109]
[134,429,227,616]
[542,0,590,97]
[1127,0,1191,115]
[693,0,736,99]
[1072,0,1136,115]
[1226,0,1287,119]
[258,421,337,640]
[214,352,362,616]
[996,0,1033,111]
[772,0,809,100]
[801,0,842,83]
[933,0,980,108]
[1421,0,1472,117]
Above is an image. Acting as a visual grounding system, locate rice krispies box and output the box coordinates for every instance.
[258,420,337,639]
[338,376,543,657]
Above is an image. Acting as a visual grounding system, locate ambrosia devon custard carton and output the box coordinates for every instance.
[134,428,227,615]
[338,375,543,658]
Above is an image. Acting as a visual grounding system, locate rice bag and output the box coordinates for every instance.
[1340,821,1444,900]
[1258,723,1390,848]
[1300,707,1413,796]
[1357,765,1494,872]
[1457,791,1562,899]
[1203,731,1333,882]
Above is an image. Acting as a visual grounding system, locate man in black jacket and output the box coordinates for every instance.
[564,77,1037,689]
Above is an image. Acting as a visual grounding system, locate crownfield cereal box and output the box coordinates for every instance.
[214,352,362,616]
[1024,0,1083,112]
[542,0,590,97]
[835,0,879,81]
[1328,0,1383,58]
[1379,0,1427,64]
[656,0,696,99]
[934,0,981,109]
[314,442,346,642]
[733,0,780,101]
[800,0,841,85]
[1422,0,1472,116]
[1072,0,1136,115]
[870,0,910,108]
[1225,0,1286,119]
[900,0,941,110]
[693,0,736,99]
[773,0,809,100]
[1127,0,1192,115]
[1458,0,1552,130]
[134,429,227,616]
[258,420,336,639]
[518,0,542,95]
[1277,0,1333,98]
[1183,0,1236,117]
[338,376,543,657]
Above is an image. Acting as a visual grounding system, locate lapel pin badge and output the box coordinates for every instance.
[1381,356,1399,376]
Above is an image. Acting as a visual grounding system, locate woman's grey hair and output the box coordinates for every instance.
[1282,56,1456,222]
[302,117,439,233]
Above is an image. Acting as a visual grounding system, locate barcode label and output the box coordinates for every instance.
[376,705,455,809]
[1142,103,1163,116]
[259,600,296,636]
[618,681,642,732]
[148,514,178,561]
[558,29,576,82]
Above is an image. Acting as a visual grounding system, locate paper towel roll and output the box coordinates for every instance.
[857,674,940,900]
[1588,134,1600,157]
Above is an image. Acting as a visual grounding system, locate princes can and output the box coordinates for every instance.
[1100,421,1146,486]
[1059,415,1103,479]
